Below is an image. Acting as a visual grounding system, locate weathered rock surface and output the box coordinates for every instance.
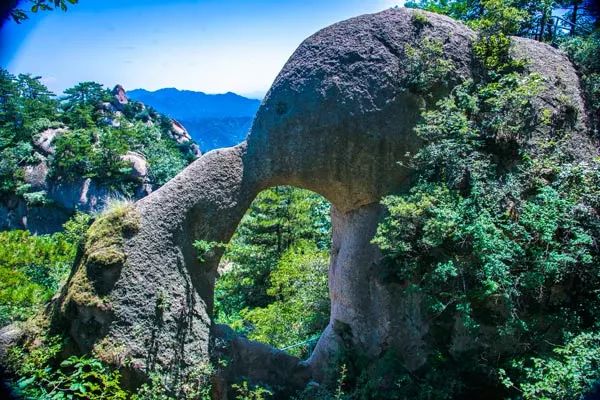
[120,151,148,180]
[211,324,311,397]
[0,173,141,234]
[17,6,597,399]
[34,127,67,155]
[112,84,129,108]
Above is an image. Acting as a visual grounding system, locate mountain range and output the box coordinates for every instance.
[127,88,261,151]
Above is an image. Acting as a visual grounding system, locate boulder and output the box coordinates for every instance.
[23,159,49,191]
[170,120,197,143]
[33,127,67,155]
[189,143,202,158]
[112,84,129,107]
[120,151,148,180]
[170,120,202,157]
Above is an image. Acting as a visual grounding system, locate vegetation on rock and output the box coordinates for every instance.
[357,0,600,399]
[0,69,198,212]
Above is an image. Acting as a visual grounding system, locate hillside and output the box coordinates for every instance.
[0,74,200,233]
[127,88,261,150]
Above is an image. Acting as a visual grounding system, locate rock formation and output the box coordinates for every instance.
[112,84,129,108]
[0,86,200,234]
[7,6,597,399]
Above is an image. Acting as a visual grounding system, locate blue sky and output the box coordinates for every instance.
[0,0,403,98]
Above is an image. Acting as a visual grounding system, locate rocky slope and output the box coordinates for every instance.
[0,85,200,234]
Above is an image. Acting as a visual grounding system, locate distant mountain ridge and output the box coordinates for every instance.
[128,88,261,150]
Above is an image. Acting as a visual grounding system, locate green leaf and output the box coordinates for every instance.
[17,376,36,388]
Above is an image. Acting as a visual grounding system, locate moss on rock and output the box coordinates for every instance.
[84,201,140,270]
[93,336,129,367]
[56,201,140,352]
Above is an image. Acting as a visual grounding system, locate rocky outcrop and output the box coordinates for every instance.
[211,324,311,397]
[18,6,597,398]
[120,151,148,180]
[170,120,202,157]
[0,86,200,234]
[34,127,67,155]
[112,84,129,109]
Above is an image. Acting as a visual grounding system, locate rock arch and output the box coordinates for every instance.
[38,6,595,397]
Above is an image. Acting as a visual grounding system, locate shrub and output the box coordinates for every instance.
[0,229,77,325]
[500,332,600,400]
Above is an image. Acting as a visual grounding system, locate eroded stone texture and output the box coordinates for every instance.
[15,6,596,398]
[309,204,429,382]
[247,8,476,211]
[79,145,255,381]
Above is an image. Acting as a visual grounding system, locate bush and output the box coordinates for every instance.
[240,241,329,357]
[8,334,128,400]
[0,213,90,326]
[501,332,600,400]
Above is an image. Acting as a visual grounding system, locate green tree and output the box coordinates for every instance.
[61,81,110,111]
[0,225,82,325]
[240,241,329,357]
[216,187,330,329]
[50,128,95,179]
[0,70,58,194]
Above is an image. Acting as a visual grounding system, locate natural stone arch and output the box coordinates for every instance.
[26,6,595,397]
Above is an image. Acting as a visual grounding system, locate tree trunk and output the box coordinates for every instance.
[571,1,580,35]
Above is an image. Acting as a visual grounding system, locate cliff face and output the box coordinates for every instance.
[0,86,200,234]
[5,7,597,399]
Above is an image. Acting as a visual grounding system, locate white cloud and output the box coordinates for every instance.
[380,0,406,8]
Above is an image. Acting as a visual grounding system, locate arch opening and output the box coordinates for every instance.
[212,185,332,359]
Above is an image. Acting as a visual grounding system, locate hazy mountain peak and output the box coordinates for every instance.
[128,87,261,151]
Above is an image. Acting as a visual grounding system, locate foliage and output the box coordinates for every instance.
[7,332,214,400]
[0,210,89,326]
[193,240,226,263]
[371,4,600,397]
[7,333,128,400]
[0,70,57,195]
[132,363,214,400]
[216,186,330,330]
[405,0,565,38]
[240,241,329,357]
[232,381,273,400]
[16,355,128,400]
[404,37,455,95]
[62,212,93,244]
[561,30,600,136]
[10,0,79,24]
[61,82,111,110]
[145,137,191,186]
[468,0,529,73]
[0,227,78,325]
[0,68,197,201]
[500,332,600,400]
